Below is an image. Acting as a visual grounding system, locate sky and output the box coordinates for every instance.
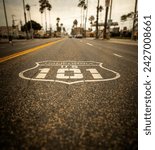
[0,0,136,33]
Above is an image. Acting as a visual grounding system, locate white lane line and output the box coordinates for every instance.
[113,53,123,58]
[86,43,93,46]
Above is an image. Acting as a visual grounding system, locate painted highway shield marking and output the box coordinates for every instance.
[19,61,120,85]
[36,68,50,79]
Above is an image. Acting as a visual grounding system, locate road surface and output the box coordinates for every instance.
[0,38,138,150]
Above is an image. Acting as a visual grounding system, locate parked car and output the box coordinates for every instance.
[76,34,83,38]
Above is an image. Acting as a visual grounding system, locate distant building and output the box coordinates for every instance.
[71,27,84,36]
[0,26,20,38]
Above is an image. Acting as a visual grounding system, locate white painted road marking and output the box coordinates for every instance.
[19,61,121,85]
[56,68,83,79]
[86,69,103,79]
[91,74,103,79]
[36,73,47,79]
[86,43,93,46]
[36,68,50,79]
[113,53,123,58]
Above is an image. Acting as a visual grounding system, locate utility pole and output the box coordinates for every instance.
[2,0,10,41]
[131,0,138,40]
[96,0,99,39]
[103,0,110,39]
[22,0,29,39]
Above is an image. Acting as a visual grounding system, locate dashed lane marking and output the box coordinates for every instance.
[86,43,93,46]
[113,53,123,58]
[0,38,65,63]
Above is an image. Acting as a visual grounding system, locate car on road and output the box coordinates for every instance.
[68,35,73,38]
[76,34,83,38]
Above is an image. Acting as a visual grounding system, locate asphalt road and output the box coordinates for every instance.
[0,38,138,150]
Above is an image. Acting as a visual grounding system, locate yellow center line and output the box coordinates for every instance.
[0,38,66,63]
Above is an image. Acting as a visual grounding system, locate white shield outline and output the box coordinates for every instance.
[19,60,120,85]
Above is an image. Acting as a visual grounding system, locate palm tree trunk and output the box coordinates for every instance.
[131,0,138,39]
[22,0,29,39]
[96,0,99,39]
[29,11,33,39]
[83,8,85,29]
[41,13,43,28]
[80,7,82,34]
[45,9,47,33]
[49,11,52,37]
[103,6,109,39]
[85,0,88,38]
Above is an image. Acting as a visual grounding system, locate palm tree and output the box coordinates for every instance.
[89,15,95,30]
[73,19,78,28]
[39,0,46,31]
[60,23,63,33]
[47,2,52,36]
[98,5,103,31]
[83,3,87,30]
[78,0,85,28]
[56,17,60,24]
[56,17,60,32]
[84,0,88,37]
[121,15,127,22]
[39,7,44,28]
[83,3,88,37]
[39,0,50,32]
[63,27,66,33]
[99,5,103,21]
[99,5,103,12]
[26,4,33,38]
